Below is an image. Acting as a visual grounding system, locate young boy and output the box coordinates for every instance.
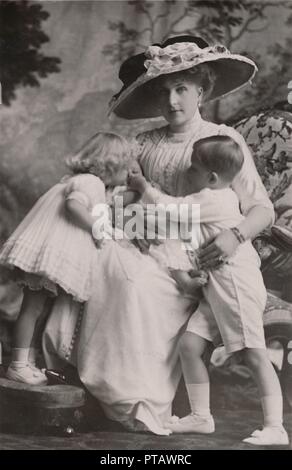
[128,135,289,446]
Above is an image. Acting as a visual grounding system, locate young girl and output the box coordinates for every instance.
[0,132,131,385]
[128,135,289,446]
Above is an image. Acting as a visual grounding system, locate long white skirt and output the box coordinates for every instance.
[43,240,194,435]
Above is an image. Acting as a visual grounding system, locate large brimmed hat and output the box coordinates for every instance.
[109,35,257,120]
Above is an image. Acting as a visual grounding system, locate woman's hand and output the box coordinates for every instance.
[198,229,240,270]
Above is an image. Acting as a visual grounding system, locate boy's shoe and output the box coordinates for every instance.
[243,426,289,446]
[6,364,48,386]
[167,413,215,434]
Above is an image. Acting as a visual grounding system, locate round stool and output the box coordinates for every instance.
[0,378,86,435]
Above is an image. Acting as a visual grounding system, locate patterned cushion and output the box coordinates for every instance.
[265,291,292,321]
[234,111,292,279]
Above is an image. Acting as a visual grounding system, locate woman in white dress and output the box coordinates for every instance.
[43,36,274,437]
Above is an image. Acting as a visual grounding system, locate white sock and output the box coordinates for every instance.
[261,395,283,428]
[186,383,211,417]
[11,348,30,367]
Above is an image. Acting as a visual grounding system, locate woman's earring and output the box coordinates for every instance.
[198,89,203,109]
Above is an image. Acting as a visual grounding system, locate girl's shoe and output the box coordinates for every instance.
[167,413,215,434]
[243,426,289,446]
[6,363,48,386]
[29,364,47,377]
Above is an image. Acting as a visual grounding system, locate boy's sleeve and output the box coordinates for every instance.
[142,185,229,224]
[219,126,275,224]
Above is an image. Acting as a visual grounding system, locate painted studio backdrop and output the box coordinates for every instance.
[0,0,292,324]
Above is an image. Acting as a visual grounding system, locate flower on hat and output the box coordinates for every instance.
[144,42,229,78]
[109,37,257,119]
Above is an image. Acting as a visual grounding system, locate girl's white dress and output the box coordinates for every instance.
[0,173,105,302]
[43,110,274,435]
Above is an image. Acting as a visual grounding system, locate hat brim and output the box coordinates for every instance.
[109,54,257,120]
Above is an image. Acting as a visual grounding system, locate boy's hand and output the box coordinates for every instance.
[177,276,207,295]
[128,170,147,193]
[189,269,209,281]
[93,237,104,249]
[129,160,143,176]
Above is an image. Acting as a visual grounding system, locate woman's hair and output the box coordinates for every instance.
[66,132,131,179]
[151,63,216,100]
[192,135,244,182]
[181,64,216,99]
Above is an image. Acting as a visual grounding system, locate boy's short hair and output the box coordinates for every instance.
[192,135,244,182]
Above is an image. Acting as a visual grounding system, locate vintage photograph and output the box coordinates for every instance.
[0,0,291,452]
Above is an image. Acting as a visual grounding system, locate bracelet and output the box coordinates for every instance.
[230,226,246,244]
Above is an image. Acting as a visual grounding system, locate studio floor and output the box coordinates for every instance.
[0,353,291,451]
[0,409,291,450]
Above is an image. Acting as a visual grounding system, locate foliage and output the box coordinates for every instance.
[102,21,139,65]
[103,1,291,59]
[0,0,61,105]
[102,0,292,122]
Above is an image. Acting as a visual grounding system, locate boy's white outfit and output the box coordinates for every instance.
[141,185,267,354]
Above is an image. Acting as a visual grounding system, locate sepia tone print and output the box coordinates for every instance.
[0,0,291,452]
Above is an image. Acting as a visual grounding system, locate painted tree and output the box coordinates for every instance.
[102,0,177,63]
[103,0,292,122]
[240,13,292,123]
[189,0,292,121]
[0,0,61,106]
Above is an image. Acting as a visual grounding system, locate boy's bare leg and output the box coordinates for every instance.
[167,332,215,434]
[242,348,288,445]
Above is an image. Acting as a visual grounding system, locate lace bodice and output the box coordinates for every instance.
[136,110,274,218]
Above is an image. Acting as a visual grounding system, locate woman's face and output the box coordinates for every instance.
[157,75,201,131]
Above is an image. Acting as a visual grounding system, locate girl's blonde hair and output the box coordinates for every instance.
[66,132,132,179]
